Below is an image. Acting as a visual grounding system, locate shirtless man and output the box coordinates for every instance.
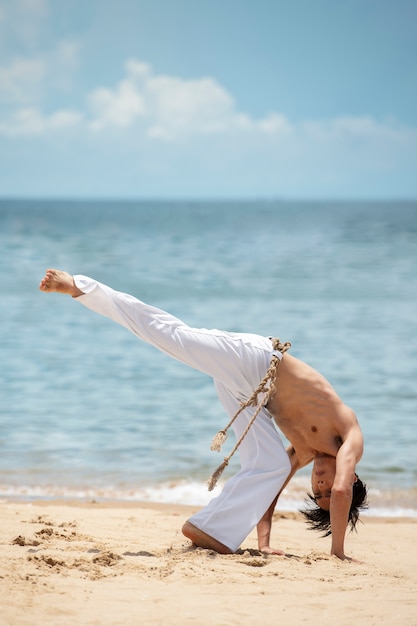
[40,269,367,561]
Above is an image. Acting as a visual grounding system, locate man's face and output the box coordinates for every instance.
[310,455,337,511]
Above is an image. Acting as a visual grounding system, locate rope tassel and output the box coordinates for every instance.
[210,429,228,452]
[207,458,229,491]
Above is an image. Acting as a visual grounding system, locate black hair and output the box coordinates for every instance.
[300,476,368,537]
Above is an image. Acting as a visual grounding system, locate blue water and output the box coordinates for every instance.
[1,199,416,515]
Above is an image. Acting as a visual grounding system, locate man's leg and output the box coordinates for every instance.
[181,521,232,554]
[183,398,291,552]
[42,271,276,395]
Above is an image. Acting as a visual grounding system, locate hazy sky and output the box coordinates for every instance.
[1,0,416,199]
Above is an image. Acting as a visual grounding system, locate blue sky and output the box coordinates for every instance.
[0,0,416,199]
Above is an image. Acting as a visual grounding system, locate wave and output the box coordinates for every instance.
[1,477,416,518]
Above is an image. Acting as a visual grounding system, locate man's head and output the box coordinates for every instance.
[300,455,368,536]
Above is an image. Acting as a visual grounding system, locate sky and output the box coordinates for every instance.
[0,0,416,199]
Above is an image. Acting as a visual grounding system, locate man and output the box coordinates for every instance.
[39,269,367,561]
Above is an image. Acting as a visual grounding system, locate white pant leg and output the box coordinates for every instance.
[73,275,291,551]
[74,275,275,396]
[189,396,291,551]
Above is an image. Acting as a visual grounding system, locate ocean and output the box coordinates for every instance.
[1,199,416,517]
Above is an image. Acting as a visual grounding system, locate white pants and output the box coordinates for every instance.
[74,275,291,551]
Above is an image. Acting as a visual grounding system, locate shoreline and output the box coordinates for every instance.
[1,488,416,519]
[1,499,416,625]
[1,496,416,521]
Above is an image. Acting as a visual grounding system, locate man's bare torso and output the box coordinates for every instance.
[266,353,360,467]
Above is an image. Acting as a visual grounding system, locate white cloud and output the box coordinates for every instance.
[298,116,417,172]
[302,115,413,145]
[85,60,294,140]
[88,80,146,131]
[44,38,82,93]
[1,0,49,50]
[21,0,48,11]
[0,107,82,135]
[86,61,241,137]
[0,37,81,106]
[48,109,83,130]
[252,113,293,135]
[147,75,236,138]
[0,58,46,103]
[125,59,152,80]
[57,39,79,67]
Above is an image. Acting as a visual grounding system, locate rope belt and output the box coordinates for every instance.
[207,337,291,490]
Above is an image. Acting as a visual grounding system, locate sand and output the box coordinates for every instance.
[0,500,416,626]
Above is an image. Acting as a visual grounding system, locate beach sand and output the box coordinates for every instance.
[0,500,416,626]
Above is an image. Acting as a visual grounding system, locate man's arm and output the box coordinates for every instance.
[256,446,301,553]
[330,428,363,560]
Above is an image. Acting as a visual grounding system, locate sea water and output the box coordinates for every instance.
[1,199,416,516]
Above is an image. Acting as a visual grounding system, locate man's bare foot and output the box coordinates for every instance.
[39,269,83,297]
[259,546,285,555]
[182,520,233,554]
